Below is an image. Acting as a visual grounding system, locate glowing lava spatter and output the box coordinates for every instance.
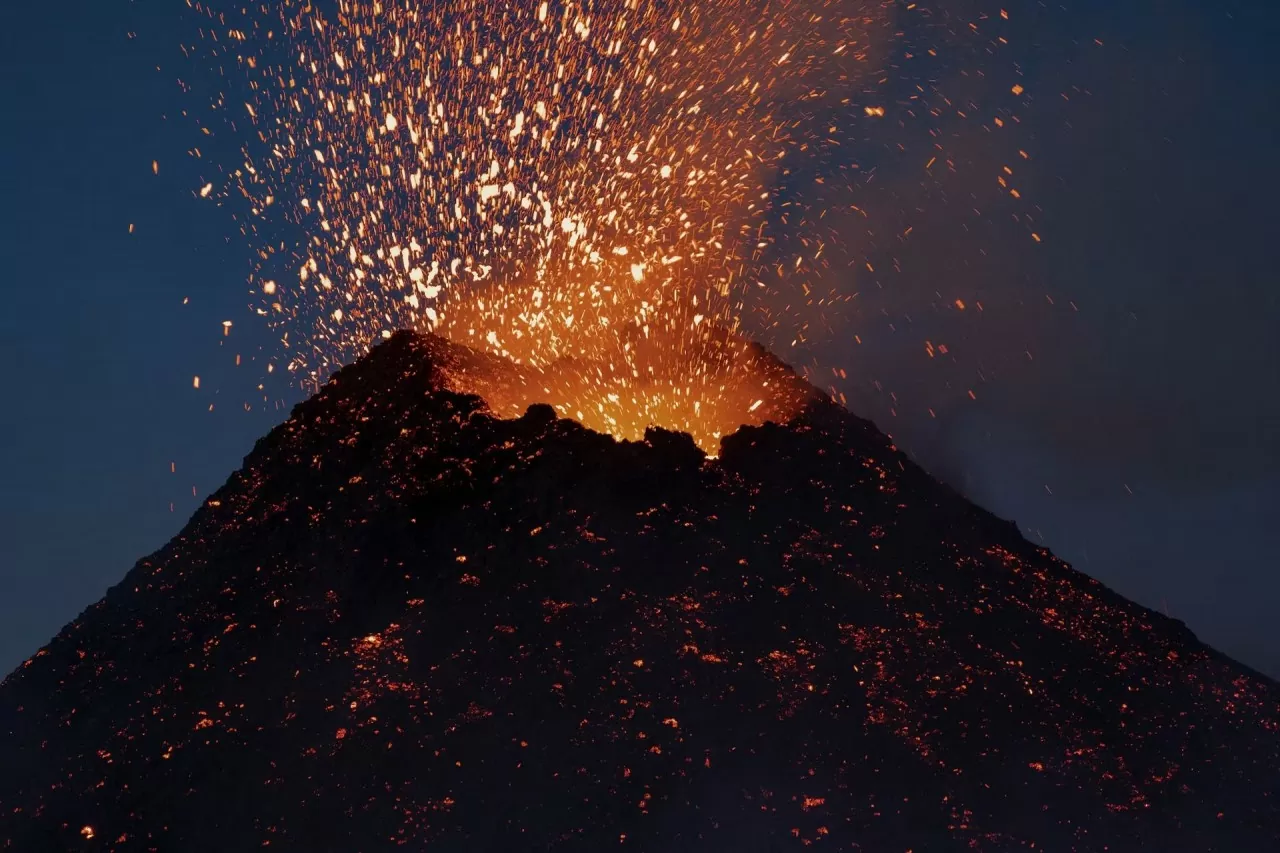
[191,0,897,447]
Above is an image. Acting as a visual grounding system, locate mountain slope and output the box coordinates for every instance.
[2,331,1277,852]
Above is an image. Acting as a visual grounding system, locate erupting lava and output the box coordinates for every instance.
[416,326,821,452]
[191,0,899,441]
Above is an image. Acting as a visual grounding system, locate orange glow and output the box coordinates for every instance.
[187,0,902,443]
[419,324,817,453]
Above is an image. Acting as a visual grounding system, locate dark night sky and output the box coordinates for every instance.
[2,0,1278,678]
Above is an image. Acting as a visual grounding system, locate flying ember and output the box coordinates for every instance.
[193,0,896,447]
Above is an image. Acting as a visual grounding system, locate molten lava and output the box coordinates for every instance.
[420,317,820,453]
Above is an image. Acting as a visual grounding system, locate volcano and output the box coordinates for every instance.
[2,332,1277,852]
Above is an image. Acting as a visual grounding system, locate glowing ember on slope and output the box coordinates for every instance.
[4,335,1278,850]
[188,0,899,442]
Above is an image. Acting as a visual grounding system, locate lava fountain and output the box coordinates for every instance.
[192,0,898,449]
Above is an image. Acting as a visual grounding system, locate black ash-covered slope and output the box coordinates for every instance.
[2,331,1277,852]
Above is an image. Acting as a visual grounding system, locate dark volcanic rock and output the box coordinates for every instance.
[2,331,1277,852]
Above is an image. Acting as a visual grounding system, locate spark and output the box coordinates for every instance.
[182,0,901,448]
[183,0,1043,443]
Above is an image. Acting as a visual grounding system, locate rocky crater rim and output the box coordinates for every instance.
[374,328,831,458]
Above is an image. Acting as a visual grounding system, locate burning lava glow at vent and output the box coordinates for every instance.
[194,0,901,450]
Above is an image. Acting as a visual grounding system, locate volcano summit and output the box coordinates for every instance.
[1,332,1277,852]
